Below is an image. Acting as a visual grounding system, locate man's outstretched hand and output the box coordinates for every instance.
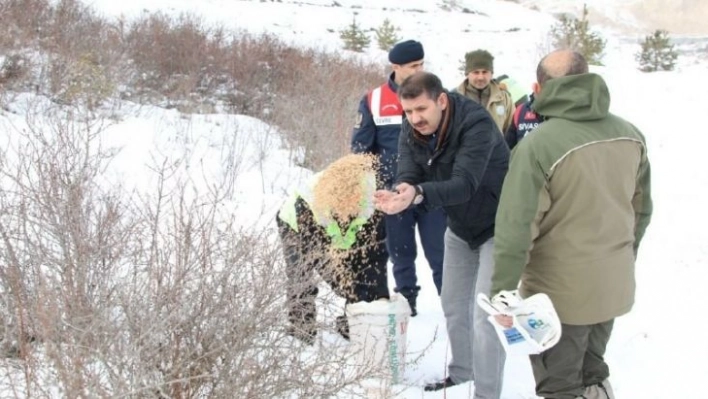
[374,182,415,214]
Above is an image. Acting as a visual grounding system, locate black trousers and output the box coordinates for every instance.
[530,319,614,399]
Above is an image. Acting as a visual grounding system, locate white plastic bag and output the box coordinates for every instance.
[477,291,562,355]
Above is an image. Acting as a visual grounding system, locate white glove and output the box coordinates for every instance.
[477,290,522,316]
[491,290,522,312]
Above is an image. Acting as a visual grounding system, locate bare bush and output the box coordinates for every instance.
[0,0,124,107]
[47,53,115,109]
[0,0,412,394]
[265,51,382,170]
[124,12,231,109]
[40,0,107,57]
[0,0,385,168]
[218,32,383,170]
[221,33,293,116]
[0,106,392,398]
[0,0,53,50]
[0,54,31,88]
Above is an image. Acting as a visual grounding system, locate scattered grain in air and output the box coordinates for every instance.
[311,153,383,294]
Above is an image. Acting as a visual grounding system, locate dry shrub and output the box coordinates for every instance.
[0,0,108,57]
[265,50,383,170]
[0,54,30,88]
[44,1,125,108]
[208,31,384,169]
[0,0,123,107]
[0,0,387,175]
[124,12,230,105]
[126,13,210,77]
[0,107,390,398]
[0,0,53,49]
[47,53,115,108]
[41,0,108,57]
[221,33,290,115]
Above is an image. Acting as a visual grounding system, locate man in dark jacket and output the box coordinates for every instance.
[374,72,509,398]
[491,50,652,399]
[352,40,446,316]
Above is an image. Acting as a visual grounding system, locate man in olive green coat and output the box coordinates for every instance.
[454,49,514,134]
[490,50,652,399]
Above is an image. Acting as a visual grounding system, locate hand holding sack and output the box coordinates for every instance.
[477,290,562,355]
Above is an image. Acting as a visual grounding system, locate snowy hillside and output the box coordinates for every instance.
[88,0,707,89]
[0,0,706,397]
[517,0,708,36]
[89,0,557,88]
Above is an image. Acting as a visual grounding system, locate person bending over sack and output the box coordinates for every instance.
[276,154,390,345]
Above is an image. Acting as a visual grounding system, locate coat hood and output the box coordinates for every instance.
[532,73,610,121]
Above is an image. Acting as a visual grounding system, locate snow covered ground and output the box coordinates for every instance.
[2,0,706,397]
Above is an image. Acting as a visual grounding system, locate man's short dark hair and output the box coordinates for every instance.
[536,50,589,85]
[398,72,444,101]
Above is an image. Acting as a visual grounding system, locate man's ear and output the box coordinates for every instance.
[438,92,448,110]
[532,82,541,95]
